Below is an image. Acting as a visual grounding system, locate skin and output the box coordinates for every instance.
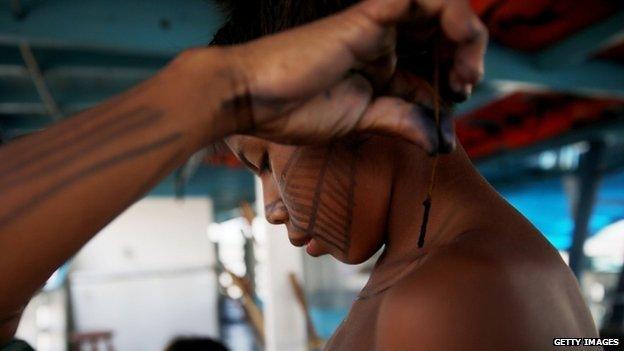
[0,0,488,343]
[229,135,600,350]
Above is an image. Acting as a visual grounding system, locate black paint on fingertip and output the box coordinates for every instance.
[438,126,456,154]
[413,106,438,156]
[426,130,440,156]
[437,139,454,154]
[417,105,451,155]
[419,105,450,122]
[445,87,469,103]
[436,120,456,154]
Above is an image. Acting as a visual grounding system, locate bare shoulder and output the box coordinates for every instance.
[375,244,596,351]
[376,249,518,351]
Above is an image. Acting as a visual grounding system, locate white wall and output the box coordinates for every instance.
[69,197,218,351]
[16,289,67,351]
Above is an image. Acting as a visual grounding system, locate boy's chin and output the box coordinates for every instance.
[333,250,373,265]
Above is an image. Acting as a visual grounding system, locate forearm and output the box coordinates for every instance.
[0,48,235,338]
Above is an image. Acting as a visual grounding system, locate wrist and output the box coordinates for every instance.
[149,47,249,149]
[206,46,256,138]
[172,47,253,141]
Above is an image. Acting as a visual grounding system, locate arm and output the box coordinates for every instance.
[0,49,235,340]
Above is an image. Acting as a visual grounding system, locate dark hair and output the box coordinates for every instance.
[211,0,441,88]
[211,0,359,45]
[164,337,229,351]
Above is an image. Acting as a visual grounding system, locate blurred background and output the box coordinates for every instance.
[1,0,623,350]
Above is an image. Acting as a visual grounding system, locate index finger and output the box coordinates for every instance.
[418,0,488,97]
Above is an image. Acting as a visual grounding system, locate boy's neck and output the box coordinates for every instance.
[381,144,495,262]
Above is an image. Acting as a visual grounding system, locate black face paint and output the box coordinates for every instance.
[279,138,363,257]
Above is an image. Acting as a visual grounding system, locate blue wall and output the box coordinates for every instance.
[499,170,624,250]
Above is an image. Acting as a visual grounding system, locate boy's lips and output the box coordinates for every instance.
[305,238,324,256]
[289,235,323,257]
[286,226,324,256]
[289,235,312,247]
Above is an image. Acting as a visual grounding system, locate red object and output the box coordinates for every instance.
[206,150,241,167]
[595,41,624,63]
[471,0,621,51]
[457,92,624,159]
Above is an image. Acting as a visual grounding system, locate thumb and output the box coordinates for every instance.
[356,96,442,154]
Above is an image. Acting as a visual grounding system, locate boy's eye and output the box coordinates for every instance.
[259,152,271,173]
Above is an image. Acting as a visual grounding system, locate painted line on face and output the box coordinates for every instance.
[278,139,364,256]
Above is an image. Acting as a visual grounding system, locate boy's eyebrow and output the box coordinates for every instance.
[237,151,260,173]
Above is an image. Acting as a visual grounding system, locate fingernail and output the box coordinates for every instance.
[428,127,441,156]
[437,129,452,154]
[412,105,444,156]
[437,141,452,154]
[447,90,468,103]
[438,135,456,154]
[439,114,456,154]
[445,82,469,103]
[417,106,448,155]
[424,131,439,156]
[450,78,463,94]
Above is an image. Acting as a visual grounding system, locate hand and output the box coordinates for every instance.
[219,0,487,152]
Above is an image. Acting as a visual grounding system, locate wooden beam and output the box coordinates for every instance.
[19,42,63,121]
